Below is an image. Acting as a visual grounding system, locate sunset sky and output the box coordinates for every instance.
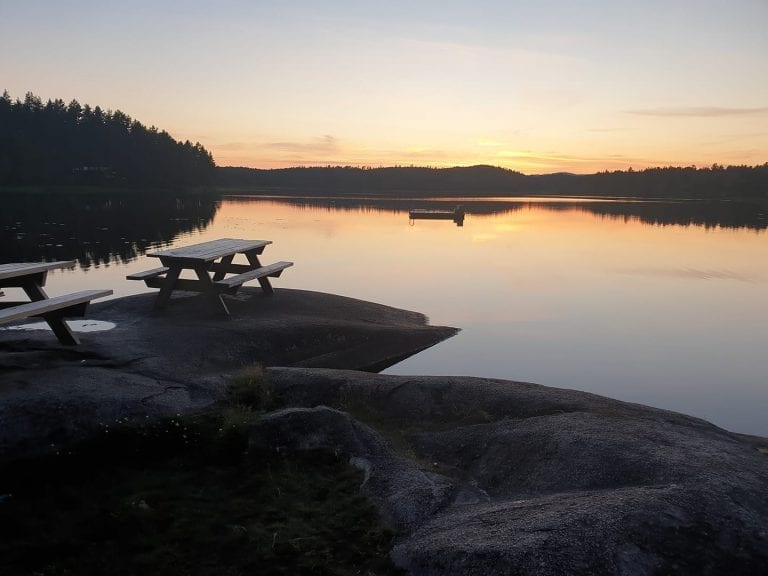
[2,0,766,173]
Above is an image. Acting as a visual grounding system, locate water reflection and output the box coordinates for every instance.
[0,192,220,269]
[2,192,765,274]
[229,195,768,231]
[1,192,766,435]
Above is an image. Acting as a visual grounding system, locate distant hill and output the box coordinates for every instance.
[217,163,768,199]
[216,165,526,196]
[0,91,215,189]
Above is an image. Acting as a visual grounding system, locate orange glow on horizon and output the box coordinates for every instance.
[210,147,752,175]
[207,139,763,175]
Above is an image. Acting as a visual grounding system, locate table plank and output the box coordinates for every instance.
[147,239,271,263]
[0,261,76,281]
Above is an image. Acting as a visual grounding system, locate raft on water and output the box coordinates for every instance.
[408,206,465,226]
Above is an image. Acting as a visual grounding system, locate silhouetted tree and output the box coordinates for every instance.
[0,90,215,188]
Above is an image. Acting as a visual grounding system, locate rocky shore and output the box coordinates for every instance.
[1,289,767,574]
[262,368,768,575]
[0,288,457,458]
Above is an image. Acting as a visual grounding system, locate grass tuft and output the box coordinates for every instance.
[0,410,401,576]
[227,365,274,411]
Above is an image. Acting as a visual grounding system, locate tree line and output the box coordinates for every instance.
[0,91,215,188]
[3,90,765,198]
[218,163,768,199]
[217,165,527,196]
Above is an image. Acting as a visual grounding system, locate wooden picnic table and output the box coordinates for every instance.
[0,261,112,345]
[127,238,293,315]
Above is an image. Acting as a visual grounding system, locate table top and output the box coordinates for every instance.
[0,261,76,281]
[147,238,271,263]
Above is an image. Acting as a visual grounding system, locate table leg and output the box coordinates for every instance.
[21,277,79,345]
[154,266,182,310]
[212,254,234,281]
[20,278,49,302]
[47,315,80,345]
[193,265,230,316]
[245,252,274,295]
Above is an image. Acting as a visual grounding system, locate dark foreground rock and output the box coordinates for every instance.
[261,368,768,575]
[0,289,456,459]
[3,290,767,574]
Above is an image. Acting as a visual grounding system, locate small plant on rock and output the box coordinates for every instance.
[226,364,274,411]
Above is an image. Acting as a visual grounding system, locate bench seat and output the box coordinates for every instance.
[214,261,294,290]
[0,289,113,324]
[126,266,169,281]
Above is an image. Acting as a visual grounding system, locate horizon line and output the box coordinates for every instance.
[217,161,768,177]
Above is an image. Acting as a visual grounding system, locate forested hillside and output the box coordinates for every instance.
[218,164,768,199]
[0,91,215,188]
[217,165,527,195]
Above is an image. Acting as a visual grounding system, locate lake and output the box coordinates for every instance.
[2,192,767,436]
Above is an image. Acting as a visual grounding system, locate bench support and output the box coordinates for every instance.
[245,251,273,294]
[154,267,181,310]
[193,264,230,316]
[48,316,79,346]
[0,290,112,345]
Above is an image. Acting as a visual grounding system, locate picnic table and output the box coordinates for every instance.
[0,261,112,345]
[127,238,293,315]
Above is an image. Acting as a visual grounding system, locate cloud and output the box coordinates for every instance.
[613,267,760,283]
[214,135,340,155]
[626,106,768,118]
[262,135,339,154]
[217,141,250,151]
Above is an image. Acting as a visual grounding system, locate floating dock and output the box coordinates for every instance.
[408,207,465,226]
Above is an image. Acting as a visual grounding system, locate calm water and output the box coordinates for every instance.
[2,193,767,436]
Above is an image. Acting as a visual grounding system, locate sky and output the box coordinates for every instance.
[1,0,767,173]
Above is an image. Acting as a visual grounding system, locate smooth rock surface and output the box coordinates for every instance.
[0,289,457,459]
[263,367,768,575]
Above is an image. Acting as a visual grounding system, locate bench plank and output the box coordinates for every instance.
[126,266,169,280]
[0,289,113,324]
[213,261,293,289]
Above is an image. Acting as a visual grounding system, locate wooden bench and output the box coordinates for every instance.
[0,289,113,345]
[126,266,169,281]
[213,261,293,294]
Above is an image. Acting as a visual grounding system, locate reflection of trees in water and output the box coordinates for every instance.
[1,193,219,269]
[4,193,763,269]
[570,200,768,231]
[229,196,768,231]
[227,196,526,217]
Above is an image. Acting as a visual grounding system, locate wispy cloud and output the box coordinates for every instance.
[626,106,768,118]
[215,135,340,154]
[262,135,339,154]
[613,267,761,283]
[217,141,250,151]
